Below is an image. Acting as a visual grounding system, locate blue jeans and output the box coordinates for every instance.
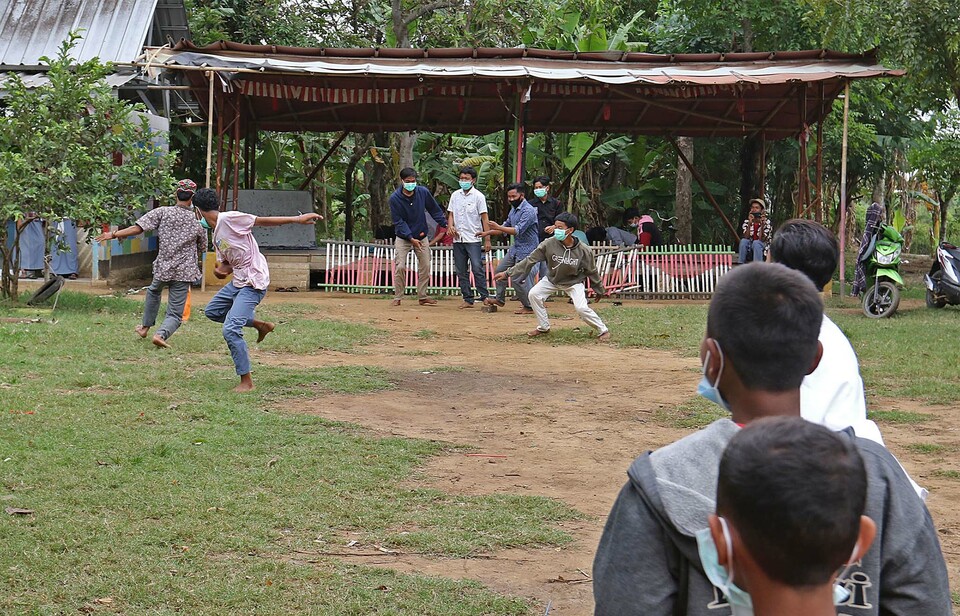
[739,239,765,263]
[535,260,549,283]
[494,252,531,308]
[453,242,489,304]
[204,282,266,376]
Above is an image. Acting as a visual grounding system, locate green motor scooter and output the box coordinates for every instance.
[861,224,904,318]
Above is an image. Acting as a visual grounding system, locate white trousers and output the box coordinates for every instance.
[528,278,608,334]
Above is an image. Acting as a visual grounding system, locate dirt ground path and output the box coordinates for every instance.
[232,293,958,615]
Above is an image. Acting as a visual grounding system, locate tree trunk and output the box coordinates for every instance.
[343,142,368,241]
[675,137,694,244]
[940,198,950,243]
[398,131,416,171]
[0,226,22,301]
[739,136,760,224]
[365,132,391,234]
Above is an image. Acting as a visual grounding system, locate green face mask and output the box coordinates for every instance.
[534,188,548,198]
[403,181,417,192]
[198,216,211,230]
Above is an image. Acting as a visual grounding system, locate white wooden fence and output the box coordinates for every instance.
[320,240,733,299]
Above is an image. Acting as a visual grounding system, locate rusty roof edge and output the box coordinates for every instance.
[166,40,886,66]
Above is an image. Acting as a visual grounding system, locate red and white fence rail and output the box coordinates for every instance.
[320,240,733,299]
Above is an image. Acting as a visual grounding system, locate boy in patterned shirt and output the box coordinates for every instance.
[193,188,321,392]
[96,179,206,348]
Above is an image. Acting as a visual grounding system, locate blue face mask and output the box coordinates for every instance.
[697,518,857,616]
[402,181,417,192]
[696,519,754,616]
[696,343,730,411]
[553,228,568,241]
[533,187,548,198]
[198,216,211,230]
[459,180,473,191]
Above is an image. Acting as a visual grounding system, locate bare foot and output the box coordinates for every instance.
[135,325,149,338]
[458,302,474,309]
[152,334,170,348]
[514,307,534,315]
[255,321,275,343]
[597,330,611,341]
[234,374,255,392]
[527,328,550,338]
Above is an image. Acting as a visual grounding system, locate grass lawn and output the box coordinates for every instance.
[0,293,577,615]
[524,291,960,422]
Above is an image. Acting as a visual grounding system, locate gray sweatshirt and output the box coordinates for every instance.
[507,236,606,295]
[592,418,951,616]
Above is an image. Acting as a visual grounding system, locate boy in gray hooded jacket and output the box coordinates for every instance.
[497,211,610,340]
[592,263,950,616]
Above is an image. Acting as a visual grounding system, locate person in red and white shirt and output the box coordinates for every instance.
[739,198,772,263]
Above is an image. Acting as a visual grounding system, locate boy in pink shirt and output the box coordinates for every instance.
[194,188,321,392]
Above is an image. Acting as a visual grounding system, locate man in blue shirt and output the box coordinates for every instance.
[478,183,539,314]
[388,167,448,306]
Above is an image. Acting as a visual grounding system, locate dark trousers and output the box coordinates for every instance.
[453,242,489,304]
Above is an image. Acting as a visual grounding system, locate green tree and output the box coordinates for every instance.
[0,33,173,300]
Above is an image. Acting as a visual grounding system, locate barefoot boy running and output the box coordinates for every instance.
[193,188,321,392]
[95,179,206,349]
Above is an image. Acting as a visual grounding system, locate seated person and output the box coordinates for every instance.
[702,416,876,616]
[624,208,664,247]
[592,263,951,616]
[738,199,771,263]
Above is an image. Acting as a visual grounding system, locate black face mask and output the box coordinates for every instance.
[509,198,522,207]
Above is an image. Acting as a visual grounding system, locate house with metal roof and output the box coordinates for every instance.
[0,0,191,116]
[0,0,193,282]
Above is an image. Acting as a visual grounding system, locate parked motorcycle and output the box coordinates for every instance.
[861,225,904,318]
[924,241,960,309]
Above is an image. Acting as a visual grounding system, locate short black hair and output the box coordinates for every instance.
[176,190,195,202]
[399,167,417,180]
[717,416,867,587]
[623,207,640,221]
[770,219,838,290]
[506,182,525,195]
[586,226,607,244]
[192,187,220,212]
[459,166,477,180]
[707,263,822,391]
[555,211,578,229]
[533,175,551,186]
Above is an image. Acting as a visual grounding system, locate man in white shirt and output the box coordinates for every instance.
[446,166,491,308]
[770,219,926,499]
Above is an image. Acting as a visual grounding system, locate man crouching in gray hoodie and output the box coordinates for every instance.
[496,211,610,340]
[592,263,951,616]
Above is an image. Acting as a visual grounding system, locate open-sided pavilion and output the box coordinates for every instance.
[141,42,901,291]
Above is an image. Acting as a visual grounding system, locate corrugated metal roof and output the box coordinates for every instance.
[154,44,902,138]
[0,70,137,93]
[0,0,187,67]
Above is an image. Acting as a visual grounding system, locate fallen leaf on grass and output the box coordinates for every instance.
[93,597,114,605]
[5,507,34,515]
[267,457,279,468]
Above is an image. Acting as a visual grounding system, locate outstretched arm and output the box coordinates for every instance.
[254,213,322,227]
[95,224,144,242]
